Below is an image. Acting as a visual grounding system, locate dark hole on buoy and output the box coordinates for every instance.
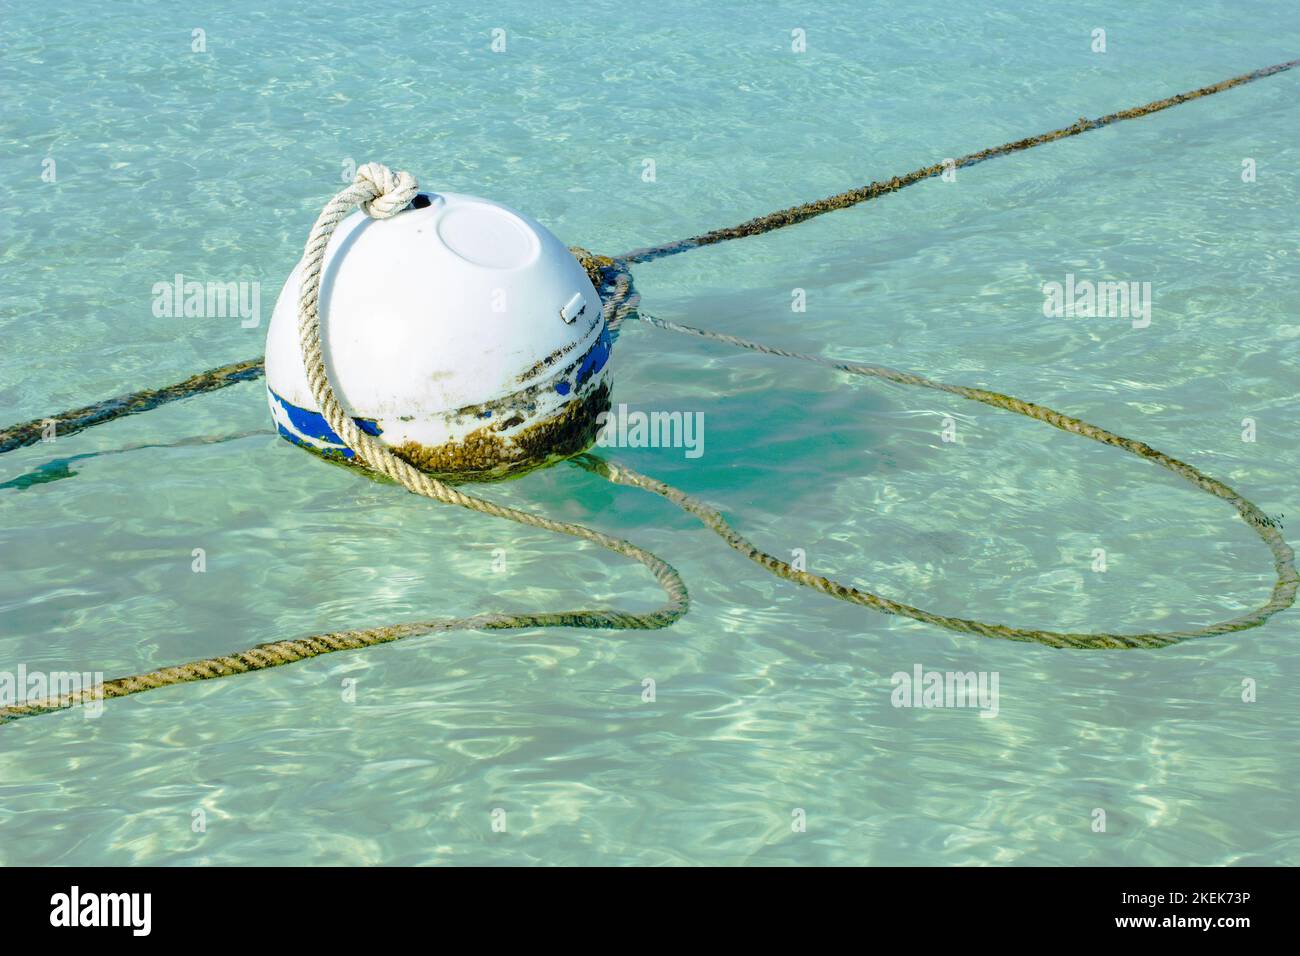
[409,193,432,210]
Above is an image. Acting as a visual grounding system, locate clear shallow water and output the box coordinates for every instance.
[1,0,1298,865]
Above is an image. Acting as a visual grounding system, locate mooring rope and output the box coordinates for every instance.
[617,314,1297,648]
[618,57,1300,263]
[0,166,689,724]
[4,59,1293,456]
[2,60,1298,722]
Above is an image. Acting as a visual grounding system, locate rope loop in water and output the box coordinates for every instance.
[3,59,1299,723]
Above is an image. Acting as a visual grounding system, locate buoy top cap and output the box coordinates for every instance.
[430,195,541,270]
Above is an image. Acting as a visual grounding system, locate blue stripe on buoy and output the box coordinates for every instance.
[557,322,612,395]
[269,388,382,449]
[277,423,357,459]
[576,324,612,386]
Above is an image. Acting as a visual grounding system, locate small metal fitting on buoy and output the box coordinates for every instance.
[560,291,587,324]
[264,190,612,481]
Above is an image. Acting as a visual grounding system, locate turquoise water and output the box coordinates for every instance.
[2,0,1298,865]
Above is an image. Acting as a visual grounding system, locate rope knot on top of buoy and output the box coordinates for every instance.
[354,162,419,219]
[8,59,1300,724]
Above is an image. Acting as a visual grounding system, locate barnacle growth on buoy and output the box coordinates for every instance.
[264,191,613,481]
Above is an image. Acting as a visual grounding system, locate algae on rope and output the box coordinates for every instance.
[3,60,1300,724]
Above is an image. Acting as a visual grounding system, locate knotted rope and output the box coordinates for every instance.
[0,168,688,724]
[4,59,1294,454]
[3,59,1299,723]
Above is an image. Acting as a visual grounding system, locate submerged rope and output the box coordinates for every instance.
[2,198,1295,727]
[617,314,1297,648]
[0,357,263,454]
[2,59,1298,721]
[4,58,1294,455]
[620,58,1300,262]
[0,167,688,725]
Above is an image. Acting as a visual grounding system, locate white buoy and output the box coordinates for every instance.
[264,190,612,480]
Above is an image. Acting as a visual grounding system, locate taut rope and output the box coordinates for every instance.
[2,60,1298,723]
[4,59,1295,455]
[0,166,688,724]
[619,58,1300,263]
